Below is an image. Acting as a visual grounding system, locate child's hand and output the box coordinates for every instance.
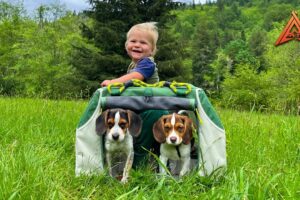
[101,80,111,87]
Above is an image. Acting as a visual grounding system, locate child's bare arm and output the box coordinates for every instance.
[101,72,144,87]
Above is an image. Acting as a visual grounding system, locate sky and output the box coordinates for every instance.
[6,0,91,13]
[4,0,207,14]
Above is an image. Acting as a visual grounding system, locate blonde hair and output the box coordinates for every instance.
[125,22,159,56]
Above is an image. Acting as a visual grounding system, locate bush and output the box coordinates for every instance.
[221,65,270,111]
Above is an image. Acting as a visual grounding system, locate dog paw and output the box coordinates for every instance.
[179,170,189,177]
[120,177,128,184]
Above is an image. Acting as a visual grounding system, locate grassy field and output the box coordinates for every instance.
[0,97,299,199]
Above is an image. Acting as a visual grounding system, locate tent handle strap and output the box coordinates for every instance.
[106,79,192,96]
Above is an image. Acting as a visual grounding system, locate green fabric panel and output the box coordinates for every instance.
[77,90,100,128]
[133,109,169,168]
[198,89,224,130]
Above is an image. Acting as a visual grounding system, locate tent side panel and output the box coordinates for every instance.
[195,89,227,176]
[75,89,104,175]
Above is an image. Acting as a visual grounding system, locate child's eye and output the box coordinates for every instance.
[140,41,148,44]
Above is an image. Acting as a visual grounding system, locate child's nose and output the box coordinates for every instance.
[134,42,141,47]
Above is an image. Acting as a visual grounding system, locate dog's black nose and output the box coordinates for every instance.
[112,133,119,140]
[170,136,177,143]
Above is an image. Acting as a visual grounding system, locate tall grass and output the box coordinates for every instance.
[0,97,299,199]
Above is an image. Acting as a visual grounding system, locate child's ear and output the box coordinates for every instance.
[151,47,156,56]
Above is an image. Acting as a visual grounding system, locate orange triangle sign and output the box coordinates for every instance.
[275,11,300,46]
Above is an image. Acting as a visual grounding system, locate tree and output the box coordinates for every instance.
[209,50,230,96]
[221,64,270,111]
[248,28,267,72]
[217,0,225,11]
[192,18,219,91]
[156,28,188,81]
[263,32,300,113]
[224,39,258,73]
[262,4,293,30]
[0,2,93,98]
[75,0,187,92]
[0,2,26,95]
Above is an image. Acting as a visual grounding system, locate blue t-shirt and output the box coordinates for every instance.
[131,57,155,79]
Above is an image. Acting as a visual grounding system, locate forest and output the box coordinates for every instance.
[0,0,299,114]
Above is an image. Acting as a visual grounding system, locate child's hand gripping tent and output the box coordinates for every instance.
[75,80,227,176]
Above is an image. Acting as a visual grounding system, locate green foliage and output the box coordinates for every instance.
[224,39,258,72]
[263,30,300,113]
[0,2,95,98]
[220,17,300,114]
[171,2,299,114]
[209,50,230,95]
[156,28,189,81]
[0,1,26,21]
[262,4,294,30]
[77,0,188,85]
[221,65,270,111]
[0,1,300,113]
[248,28,268,71]
[192,15,218,90]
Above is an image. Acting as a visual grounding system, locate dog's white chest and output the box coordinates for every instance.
[160,143,191,160]
[105,134,133,154]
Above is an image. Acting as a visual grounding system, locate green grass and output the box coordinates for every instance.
[0,97,299,199]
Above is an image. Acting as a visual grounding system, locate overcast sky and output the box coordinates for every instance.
[5,0,207,14]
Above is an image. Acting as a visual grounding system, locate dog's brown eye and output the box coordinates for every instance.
[177,125,184,132]
[164,125,171,131]
[119,123,126,129]
[177,127,183,132]
[107,122,114,129]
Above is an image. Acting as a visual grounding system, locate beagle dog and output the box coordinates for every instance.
[95,108,142,183]
[153,112,194,177]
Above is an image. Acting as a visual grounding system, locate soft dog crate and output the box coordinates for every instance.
[75,80,226,176]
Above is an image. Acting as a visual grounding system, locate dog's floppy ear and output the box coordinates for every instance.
[95,110,108,136]
[152,116,166,143]
[181,116,194,145]
[127,110,142,137]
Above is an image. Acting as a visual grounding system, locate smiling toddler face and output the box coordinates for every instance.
[125,30,154,63]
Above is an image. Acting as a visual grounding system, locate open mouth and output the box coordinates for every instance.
[132,49,142,53]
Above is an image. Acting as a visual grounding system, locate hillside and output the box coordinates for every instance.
[0,1,299,114]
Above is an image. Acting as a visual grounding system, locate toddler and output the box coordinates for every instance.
[101,22,159,86]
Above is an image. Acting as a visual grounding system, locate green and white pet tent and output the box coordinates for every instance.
[75,80,226,176]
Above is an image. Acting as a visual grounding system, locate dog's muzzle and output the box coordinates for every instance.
[170,136,177,144]
[112,133,119,140]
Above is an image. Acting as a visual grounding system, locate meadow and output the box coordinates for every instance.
[0,97,299,199]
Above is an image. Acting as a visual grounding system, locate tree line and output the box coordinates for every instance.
[0,0,299,114]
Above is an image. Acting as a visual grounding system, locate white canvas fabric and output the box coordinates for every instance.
[75,90,104,176]
[195,88,227,176]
